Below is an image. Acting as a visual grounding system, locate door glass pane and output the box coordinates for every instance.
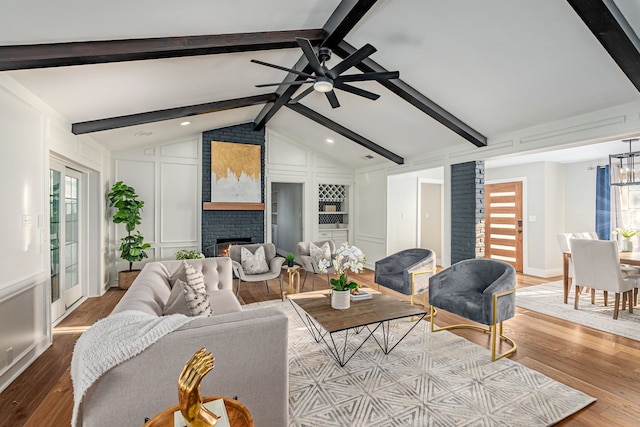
[50,169,61,303]
[65,175,79,291]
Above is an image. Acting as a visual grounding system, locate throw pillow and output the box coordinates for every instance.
[183,260,206,293]
[164,261,212,316]
[310,242,331,266]
[240,246,270,274]
[163,279,190,315]
[168,260,203,289]
[182,279,213,317]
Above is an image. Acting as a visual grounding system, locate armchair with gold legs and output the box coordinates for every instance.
[428,258,517,362]
[374,248,437,308]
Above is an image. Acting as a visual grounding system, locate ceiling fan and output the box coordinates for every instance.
[251,38,399,109]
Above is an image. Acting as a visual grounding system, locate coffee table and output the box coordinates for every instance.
[288,288,427,366]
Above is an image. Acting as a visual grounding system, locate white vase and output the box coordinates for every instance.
[331,289,351,309]
[622,239,634,252]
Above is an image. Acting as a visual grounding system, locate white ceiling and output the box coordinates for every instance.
[2,0,640,168]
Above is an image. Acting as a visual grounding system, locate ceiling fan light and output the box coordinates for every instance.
[313,78,333,93]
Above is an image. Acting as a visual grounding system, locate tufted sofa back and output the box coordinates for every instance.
[112,257,233,316]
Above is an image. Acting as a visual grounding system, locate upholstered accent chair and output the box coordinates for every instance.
[374,248,437,306]
[429,258,517,361]
[296,240,337,291]
[228,243,285,300]
[569,239,637,319]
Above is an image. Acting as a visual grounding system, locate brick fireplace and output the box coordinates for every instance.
[201,123,266,254]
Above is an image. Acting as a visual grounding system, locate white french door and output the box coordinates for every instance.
[50,160,84,322]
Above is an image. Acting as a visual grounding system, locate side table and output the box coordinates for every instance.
[143,396,254,427]
[282,264,301,296]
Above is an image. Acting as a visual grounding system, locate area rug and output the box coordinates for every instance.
[246,300,595,427]
[516,281,640,341]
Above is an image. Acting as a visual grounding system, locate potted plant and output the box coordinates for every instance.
[615,228,638,252]
[108,181,151,289]
[318,242,366,309]
[285,252,296,267]
[176,249,204,260]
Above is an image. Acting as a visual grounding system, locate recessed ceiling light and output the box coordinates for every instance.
[180,121,191,126]
[326,138,334,144]
[134,131,153,137]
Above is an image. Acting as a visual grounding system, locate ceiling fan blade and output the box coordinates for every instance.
[289,86,315,104]
[334,82,380,101]
[336,71,399,83]
[250,59,315,79]
[296,37,325,77]
[328,44,377,78]
[325,90,340,108]
[255,80,313,88]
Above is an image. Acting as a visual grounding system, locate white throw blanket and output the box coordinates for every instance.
[70,310,193,427]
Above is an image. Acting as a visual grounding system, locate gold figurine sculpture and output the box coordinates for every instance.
[178,348,219,427]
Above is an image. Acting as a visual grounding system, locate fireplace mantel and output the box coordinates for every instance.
[203,202,265,211]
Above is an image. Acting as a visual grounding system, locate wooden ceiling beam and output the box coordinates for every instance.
[253,0,378,130]
[71,93,277,134]
[286,102,404,165]
[331,41,487,148]
[0,29,326,71]
[567,0,640,92]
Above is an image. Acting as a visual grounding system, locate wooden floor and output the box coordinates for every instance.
[2,269,640,426]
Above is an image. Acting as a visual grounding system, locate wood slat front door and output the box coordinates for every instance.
[484,181,523,272]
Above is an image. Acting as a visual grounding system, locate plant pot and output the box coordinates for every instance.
[331,289,350,310]
[118,269,141,290]
[621,239,634,252]
[287,260,294,267]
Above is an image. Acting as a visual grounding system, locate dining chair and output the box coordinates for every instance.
[569,239,637,319]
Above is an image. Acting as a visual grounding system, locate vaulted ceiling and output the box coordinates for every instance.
[2,0,639,168]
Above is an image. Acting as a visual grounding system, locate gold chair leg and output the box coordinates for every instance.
[430,291,517,362]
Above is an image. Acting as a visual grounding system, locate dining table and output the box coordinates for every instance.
[562,250,640,303]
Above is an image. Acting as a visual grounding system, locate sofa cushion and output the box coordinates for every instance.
[241,246,270,274]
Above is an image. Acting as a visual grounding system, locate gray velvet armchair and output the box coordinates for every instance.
[374,248,437,306]
[228,243,285,300]
[429,258,517,361]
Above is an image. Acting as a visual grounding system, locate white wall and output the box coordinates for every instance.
[564,160,603,233]
[356,100,640,273]
[0,76,108,394]
[265,129,354,245]
[110,138,201,284]
[355,168,387,269]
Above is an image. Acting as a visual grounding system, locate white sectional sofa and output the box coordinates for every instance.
[75,257,288,427]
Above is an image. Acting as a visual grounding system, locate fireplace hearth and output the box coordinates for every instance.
[206,237,252,257]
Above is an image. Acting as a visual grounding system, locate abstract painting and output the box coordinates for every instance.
[210,141,261,203]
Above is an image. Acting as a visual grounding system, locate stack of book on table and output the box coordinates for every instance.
[350,290,372,301]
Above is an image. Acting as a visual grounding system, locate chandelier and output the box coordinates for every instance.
[610,138,640,186]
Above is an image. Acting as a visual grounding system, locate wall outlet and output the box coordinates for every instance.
[6,347,13,364]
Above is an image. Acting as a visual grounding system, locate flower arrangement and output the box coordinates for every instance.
[615,228,638,239]
[318,242,366,291]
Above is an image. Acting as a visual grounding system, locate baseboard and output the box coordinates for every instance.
[524,266,562,278]
[0,336,50,394]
